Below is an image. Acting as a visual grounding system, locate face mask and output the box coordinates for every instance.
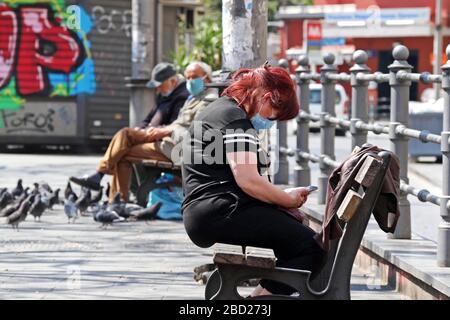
[250,100,276,130]
[251,113,275,131]
[186,77,205,96]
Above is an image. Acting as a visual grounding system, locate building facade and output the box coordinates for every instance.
[277,0,450,102]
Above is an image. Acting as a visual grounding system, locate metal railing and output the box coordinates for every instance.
[273,44,450,267]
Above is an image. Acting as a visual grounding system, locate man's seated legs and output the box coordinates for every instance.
[109,141,170,202]
[70,127,153,192]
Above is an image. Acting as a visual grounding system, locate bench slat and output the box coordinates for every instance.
[213,244,245,265]
[213,244,276,269]
[245,247,276,269]
[142,160,181,170]
[336,190,362,222]
[354,156,382,188]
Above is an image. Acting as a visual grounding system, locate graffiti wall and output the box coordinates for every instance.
[0,101,77,135]
[0,0,96,131]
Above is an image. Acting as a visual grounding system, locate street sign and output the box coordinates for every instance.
[306,21,322,49]
[307,21,322,41]
[303,20,323,65]
[305,20,322,55]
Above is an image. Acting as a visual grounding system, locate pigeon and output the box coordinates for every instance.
[0,195,32,231]
[86,200,107,215]
[124,203,144,215]
[75,188,91,216]
[40,182,53,194]
[0,191,14,210]
[0,193,30,218]
[94,209,124,229]
[64,195,78,224]
[106,192,128,219]
[0,188,6,196]
[89,187,103,206]
[65,182,78,202]
[31,183,40,195]
[22,187,30,197]
[29,194,47,222]
[64,181,72,199]
[11,179,24,198]
[129,202,163,223]
[48,188,61,209]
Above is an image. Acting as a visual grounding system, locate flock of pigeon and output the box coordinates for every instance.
[0,179,162,230]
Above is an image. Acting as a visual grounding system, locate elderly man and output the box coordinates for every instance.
[69,62,189,199]
[140,62,189,128]
[70,61,217,202]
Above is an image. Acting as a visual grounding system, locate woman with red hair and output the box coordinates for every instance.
[181,64,325,297]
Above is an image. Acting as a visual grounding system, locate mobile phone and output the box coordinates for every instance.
[307,185,319,193]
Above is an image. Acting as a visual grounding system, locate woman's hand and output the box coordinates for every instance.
[284,187,309,208]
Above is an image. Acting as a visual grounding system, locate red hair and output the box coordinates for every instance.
[222,64,299,121]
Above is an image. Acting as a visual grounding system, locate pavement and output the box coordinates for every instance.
[0,152,409,299]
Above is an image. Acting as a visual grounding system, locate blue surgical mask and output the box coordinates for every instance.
[186,77,205,96]
[251,113,275,131]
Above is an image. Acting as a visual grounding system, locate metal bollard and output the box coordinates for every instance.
[318,53,337,204]
[438,45,450,267]
[350,50,370,150]
[274,120,289,185]
[294,55,311,187]
[388,45,412,239]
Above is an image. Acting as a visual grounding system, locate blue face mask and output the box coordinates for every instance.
[251,113,275,131]
[186,77,205,96]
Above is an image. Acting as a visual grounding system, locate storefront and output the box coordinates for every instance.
[277,2,450,102]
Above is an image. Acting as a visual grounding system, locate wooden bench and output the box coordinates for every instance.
[204,151,391,300]
[131,160,181,207]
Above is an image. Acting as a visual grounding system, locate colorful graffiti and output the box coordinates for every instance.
[0,0,96,128]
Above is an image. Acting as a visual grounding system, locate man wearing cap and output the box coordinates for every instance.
[140,62,189,128]
[69,61,217,202]
[69,62,189,201]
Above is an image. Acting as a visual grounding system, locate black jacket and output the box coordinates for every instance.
[140,80,189,128]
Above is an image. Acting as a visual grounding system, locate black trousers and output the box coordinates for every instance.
[184,198,326,295]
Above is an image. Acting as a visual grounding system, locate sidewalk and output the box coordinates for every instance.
[0,205,408,300]
[0,153,407,299]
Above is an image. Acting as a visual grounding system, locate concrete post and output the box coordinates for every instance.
[222,0,267,70]
[388,45,412,239]
[294,55,311,187]
[438,45,450,267]
[350,50,370,150]
[318,53,337,204]
[129,0,156,128]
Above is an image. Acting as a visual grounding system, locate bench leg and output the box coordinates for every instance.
[136,179,158,207]
[209,264,324,300]
[205,269,221,300]
[209,267,243,300]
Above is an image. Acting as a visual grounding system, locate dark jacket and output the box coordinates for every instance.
[140,79,189,129]
[316,143,400,251]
